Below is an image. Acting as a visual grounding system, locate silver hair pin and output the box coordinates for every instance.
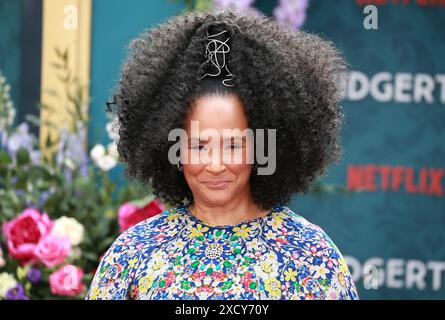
[201,29,235,87]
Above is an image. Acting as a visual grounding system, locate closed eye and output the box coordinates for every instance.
[190,145,206,150]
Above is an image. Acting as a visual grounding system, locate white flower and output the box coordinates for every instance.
[0,272,17,298]
[68,247,82,260]
[253,254,280,279]
[264,230,276,240]
[96,155,117,171]
[248,238,260,251]
[107,142,119,160]
[106,118,120,141]
[313,263,330,280]
[90,144,106,161]
[173,239,186,250]
[90,144,117,171]
[0,82,15,130]
[7,105,15,123]
[152,250,164,261]
[52,216,85,246]
[230,284,244,296]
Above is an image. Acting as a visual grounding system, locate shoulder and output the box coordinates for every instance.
[85,207,186,300]
[112,206,187,251]
[268,206,359,299]
[271,205,341,250]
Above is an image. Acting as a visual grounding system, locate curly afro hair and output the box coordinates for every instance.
[111,9,347,210]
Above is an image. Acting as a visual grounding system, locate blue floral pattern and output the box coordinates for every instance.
[86,205,359,300]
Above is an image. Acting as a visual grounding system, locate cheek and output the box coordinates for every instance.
[182,164,204,179]
[245,139,255,165]
[226,164,253,182]
[183,163,252,186]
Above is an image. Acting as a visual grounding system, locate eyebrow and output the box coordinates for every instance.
[189,136,247,142]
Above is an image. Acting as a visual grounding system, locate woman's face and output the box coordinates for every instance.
[181,94,254,207]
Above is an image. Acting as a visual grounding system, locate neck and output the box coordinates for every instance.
[188,192,270,227]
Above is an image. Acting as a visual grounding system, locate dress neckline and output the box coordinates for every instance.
[179,204,282,229]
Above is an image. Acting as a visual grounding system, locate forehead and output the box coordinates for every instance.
[184,94,249,132]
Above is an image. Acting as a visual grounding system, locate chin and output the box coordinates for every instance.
[202,192,233,205]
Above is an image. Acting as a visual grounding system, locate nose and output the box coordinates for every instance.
[205,149,226,175]
[206,161,226,175]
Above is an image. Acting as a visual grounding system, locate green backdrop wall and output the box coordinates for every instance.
[287,1,445,299]
[0,0,23,125]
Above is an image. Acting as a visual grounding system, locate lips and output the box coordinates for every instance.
[202,181,231,189]
[204,181,229,185]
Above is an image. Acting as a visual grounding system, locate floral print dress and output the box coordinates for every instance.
[86,205,359,300]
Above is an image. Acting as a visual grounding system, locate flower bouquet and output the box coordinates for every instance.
[0,51,166,300]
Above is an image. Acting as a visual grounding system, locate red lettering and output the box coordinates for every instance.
[380,165,391,191]
[392,166,405,192]
[364,165,378,191]
[419,167,428,193]
[347,165,364,190]
[346,164,444,197]
[428,169,444,196]
[405,167,418,193]
[417,0,445,6]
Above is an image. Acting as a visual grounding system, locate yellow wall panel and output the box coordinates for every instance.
[40,0,91,160]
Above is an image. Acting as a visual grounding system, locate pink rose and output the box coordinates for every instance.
[2,208,54,263]
[34,234,71,268]
[117,202,138,232]
[118,199,165,232]
[49,265,85,296]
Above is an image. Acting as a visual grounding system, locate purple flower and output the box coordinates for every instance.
[56,124,89,180]
[214,0,262,16]
[215,0,255,8]
[6,122,33,152]
[35,191,50,210]
[27,267,43,284]
[1,128,8,147]
[14,187,25,197]
[273,0,310,31]
[5,284,29,300]
[5,122,41,165]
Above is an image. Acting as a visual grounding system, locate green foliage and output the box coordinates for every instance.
[169,0,214,13]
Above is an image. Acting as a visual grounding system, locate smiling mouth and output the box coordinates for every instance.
[202,181,231,189]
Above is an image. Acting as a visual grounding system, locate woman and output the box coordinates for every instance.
[86,9,358,300]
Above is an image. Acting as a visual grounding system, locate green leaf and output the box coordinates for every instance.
[38,102,57,111]
[54,47,68,66]
[15,172,28,190]
[0,166,8,177]
[195,0,213,11]
[63,49,69,63]
[25,114,41,127]
[16,148,30,165]
[51,62,63,70]
[55,47,65,60]
[0,150,12,165]
[45,134,54,148]
[1,206,17,219]
[97,236,116,252]
[82,251,99,262]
